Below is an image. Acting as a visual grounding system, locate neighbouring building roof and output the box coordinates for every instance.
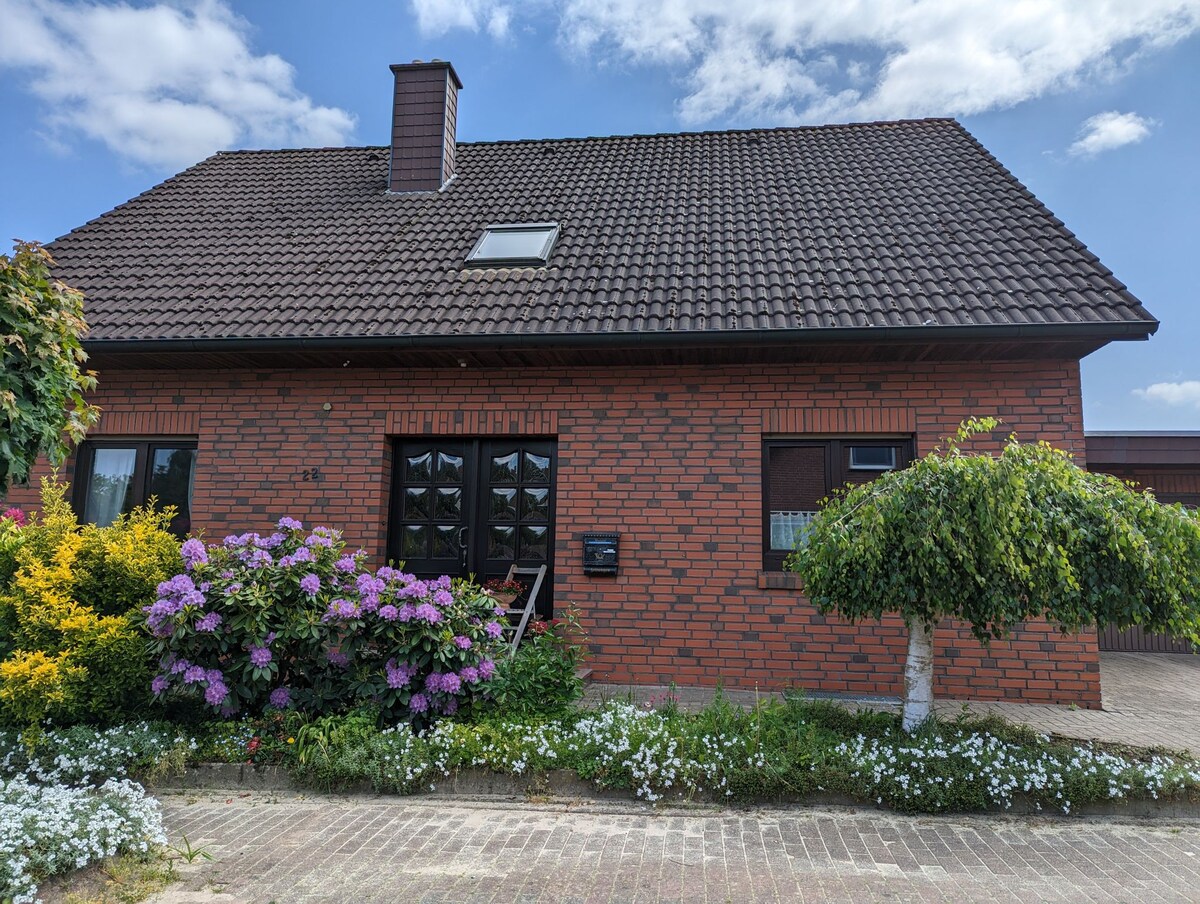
[50,118,1156,353]
[1086,432,1200,467]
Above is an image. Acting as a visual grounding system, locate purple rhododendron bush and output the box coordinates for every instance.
[146,519,504,723]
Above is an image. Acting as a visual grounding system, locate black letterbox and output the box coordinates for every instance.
[582,533,619,574]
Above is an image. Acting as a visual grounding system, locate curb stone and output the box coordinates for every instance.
[145,763,1200,819]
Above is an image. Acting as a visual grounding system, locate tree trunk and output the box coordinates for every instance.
[902,618,935,731]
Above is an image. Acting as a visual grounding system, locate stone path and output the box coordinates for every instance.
[585,651,1200,756]
[151,794,1200,903]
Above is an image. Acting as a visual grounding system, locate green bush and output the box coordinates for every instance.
[485,611,585,716]
[0,479,181,726]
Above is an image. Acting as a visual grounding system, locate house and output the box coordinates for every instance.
[4,61,1161,707]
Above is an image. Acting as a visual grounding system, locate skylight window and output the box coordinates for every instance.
[466,223,558,267]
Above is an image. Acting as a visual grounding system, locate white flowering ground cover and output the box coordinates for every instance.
[0,723,186,904]
[3,700,1200,902]
[0,777,166,904]
[281,698,1200,813]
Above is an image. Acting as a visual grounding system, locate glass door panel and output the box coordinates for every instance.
[391,438,556,615]
[392,441,470,577]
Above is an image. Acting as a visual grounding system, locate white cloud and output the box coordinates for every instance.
[1068,111,1156,157]
[1133,381,1200,408]
[414,0,1200,126]
[412,0,513,38]
[0,0,356,169]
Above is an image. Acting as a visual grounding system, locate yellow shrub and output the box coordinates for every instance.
[0,479,178,725]
[0,649,86,725]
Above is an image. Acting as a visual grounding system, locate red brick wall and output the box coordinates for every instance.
[2,358,1101,706]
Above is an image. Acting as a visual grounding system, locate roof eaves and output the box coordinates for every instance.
[82,319,1158,355]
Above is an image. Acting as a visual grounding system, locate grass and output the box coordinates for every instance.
[48,851,175,904]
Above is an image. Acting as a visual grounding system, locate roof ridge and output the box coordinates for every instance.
[210,117,964,156]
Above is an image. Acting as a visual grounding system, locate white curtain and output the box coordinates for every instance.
[770,510,817,551]
[84,448,137,527]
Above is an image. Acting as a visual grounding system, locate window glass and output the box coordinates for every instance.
[767,445,826,551]
[849,446,897,470]
[764,438,912,569]
[148,447,197,533]
[467,224,558,265]
[84,448,138,528]
[77,440,197,536]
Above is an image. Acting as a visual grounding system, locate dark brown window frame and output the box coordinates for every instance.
[762,436,914,570]
[72,438,198,536]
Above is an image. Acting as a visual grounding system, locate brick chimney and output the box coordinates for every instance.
[388,60,463,193]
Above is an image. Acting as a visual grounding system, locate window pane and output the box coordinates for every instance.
[849,446,897,470]
[768,446,827,510]
[490,452,519,484]
[770,511,817,551]
[520,487,550,521]
[401,525,428,559]
[522,452,551,483]
[433,525,459,558]
[148,447,197,534]
[435,486,462,519]
[520,525,549,561]
[83,448,138,528]
[490,488,517,520]
[405,452,433,483]
[766,445,827,553]
[404,487,432,520]
[471,226,556,263]
[436,452,463,483]
[488,525,516,559]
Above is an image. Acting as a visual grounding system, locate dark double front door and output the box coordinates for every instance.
[390,439,555,613]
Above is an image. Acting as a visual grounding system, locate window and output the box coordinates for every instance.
[465,223,559,267]
[73,440,198,536]
[762,437,912,569]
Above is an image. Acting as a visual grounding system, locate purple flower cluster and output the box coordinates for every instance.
[249,645,272,668]
[385,659,417,688]
[153,657,228,706]
[180,538,208,568]
[151,518,506,722]
[269,686,292,708]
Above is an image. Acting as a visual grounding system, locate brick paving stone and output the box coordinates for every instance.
[145,793,1200,904]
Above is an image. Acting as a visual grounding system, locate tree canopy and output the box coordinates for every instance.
[0,241,99,494]
[788,418,1200,727]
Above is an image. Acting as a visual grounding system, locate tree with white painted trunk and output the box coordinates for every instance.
[787,418,1200,732]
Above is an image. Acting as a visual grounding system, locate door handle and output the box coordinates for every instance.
[458,526,469,572]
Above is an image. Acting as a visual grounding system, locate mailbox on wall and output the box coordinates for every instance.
[582,533,619,575]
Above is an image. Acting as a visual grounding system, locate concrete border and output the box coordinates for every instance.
[146,763,1200,819]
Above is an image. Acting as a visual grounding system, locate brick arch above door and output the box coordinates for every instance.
[386,409,559,436]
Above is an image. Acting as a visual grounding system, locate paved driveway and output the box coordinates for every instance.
[151,794,1200,904]
[958,652,1200,756]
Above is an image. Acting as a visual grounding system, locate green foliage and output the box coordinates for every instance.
[485,610,586,717]
[182,697,1200,813]
[0,480,181,726]
[788,418,1200,643]
[0,241,100,494]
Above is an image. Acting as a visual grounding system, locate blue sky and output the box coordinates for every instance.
[1,0,1198,431]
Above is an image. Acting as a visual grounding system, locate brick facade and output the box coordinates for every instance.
[3,357,1102,707]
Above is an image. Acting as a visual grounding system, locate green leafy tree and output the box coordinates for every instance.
[788,418,1200,730]
[0,241,99,494]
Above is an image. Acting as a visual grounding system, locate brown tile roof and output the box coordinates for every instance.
[50,118,1156,347]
